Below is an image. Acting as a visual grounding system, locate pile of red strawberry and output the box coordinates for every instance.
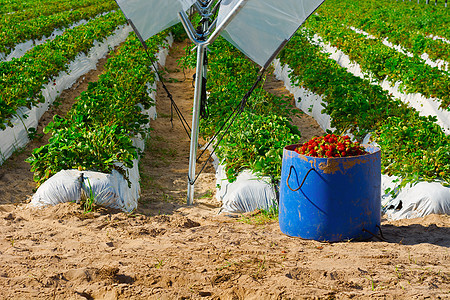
[294,134,368,158]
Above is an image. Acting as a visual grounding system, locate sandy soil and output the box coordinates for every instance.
[0,40,448,299]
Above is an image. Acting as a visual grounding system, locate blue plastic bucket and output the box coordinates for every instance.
[279,144,381,242]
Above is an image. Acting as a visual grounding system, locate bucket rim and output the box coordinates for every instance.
[284,143,381,160]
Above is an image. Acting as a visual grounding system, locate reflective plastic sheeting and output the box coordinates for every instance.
[115,0,195,41]
[217,0,325,67]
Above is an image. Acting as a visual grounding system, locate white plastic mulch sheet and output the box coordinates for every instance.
[216,167,278,214]
[381,175,450,220]
[308,32,450,134]
[208,146,278,214]
[30,169,132,211]
[272,59,450,220]
[0,12,113,62]
[29,35,173,212]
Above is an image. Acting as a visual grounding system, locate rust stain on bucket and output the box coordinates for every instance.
[298,154,316,170]
[342,158,369,170]
[318,160,340,174]
[318,157,371,174]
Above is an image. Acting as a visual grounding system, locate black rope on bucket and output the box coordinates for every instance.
[376,225,386,240]
[286,166,315,192]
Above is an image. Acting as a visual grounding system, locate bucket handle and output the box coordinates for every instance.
[286,166,315,192]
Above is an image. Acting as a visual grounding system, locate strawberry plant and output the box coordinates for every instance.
[304,14,450,108]
[0,0,118,56]
[178,37,302,183]
[294,134,367,158]
[0,10,126,129]
[27,31,169,186]
[278,28,450,187]
[375,114,450,187]
[27,121,138,185]
[317,0,450,65]
[216,111,301,182]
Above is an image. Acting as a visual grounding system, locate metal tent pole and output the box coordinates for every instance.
[187,43,206,205]
[178,8,208,206]
[178,0,247,205]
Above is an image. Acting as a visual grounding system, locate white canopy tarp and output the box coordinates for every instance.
[216,0,325,68]
[115,0,195,41]
[116,0,325,67]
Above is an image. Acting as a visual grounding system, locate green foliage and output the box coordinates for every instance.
[375,114,450,187]
[27,32,168,186]
[303,13,450,109]
[278,27,450,187]
[195,38,301,182]
[27,121,137,186]
[81,177,96,213]
[216,111,300,182]
[239,201,279,225]
[0,0,118,56]
[169,23,188,42]
[279,30,411,140]
[317,0,450,63]
[0,10,126,129]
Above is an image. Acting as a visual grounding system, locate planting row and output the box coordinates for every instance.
[0,0,75,14]
[179,37,301,184]
[0,0,104,22]
[277,30,450,189]
[27,31,169,211]
[0,10,126,130]
[304,14,450,109]
[0,0,117,57]
[334,0,449,39]
[1,0,64,14]
[318,0,450,66]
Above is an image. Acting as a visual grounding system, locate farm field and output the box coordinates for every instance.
[0,0,449,298]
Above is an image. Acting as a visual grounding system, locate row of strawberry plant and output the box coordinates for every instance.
[0,0,117,57]
[278,30,450,188]
[0,0,104,23]
[317,0,450,65]
[343,0,449,39]
[180,37,301,183]
[0,10,126,130]
[304,14,450,109]
[26,31,168,186]
[0,0,60,14]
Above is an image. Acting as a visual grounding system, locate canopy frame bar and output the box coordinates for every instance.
[179,0,247,205]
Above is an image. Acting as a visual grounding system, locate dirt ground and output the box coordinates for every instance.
[0,40,448,299]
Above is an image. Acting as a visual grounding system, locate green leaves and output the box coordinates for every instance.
[317,0,450,64]
[26,124,138,185]
[279,23,450,187]
[0,0,118,55]
[215,112,300,182]
[27,32,168,186]
[0,10,126,129]
[196,38,302,182]
[304,13,450,109]
[375,114,450,187]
